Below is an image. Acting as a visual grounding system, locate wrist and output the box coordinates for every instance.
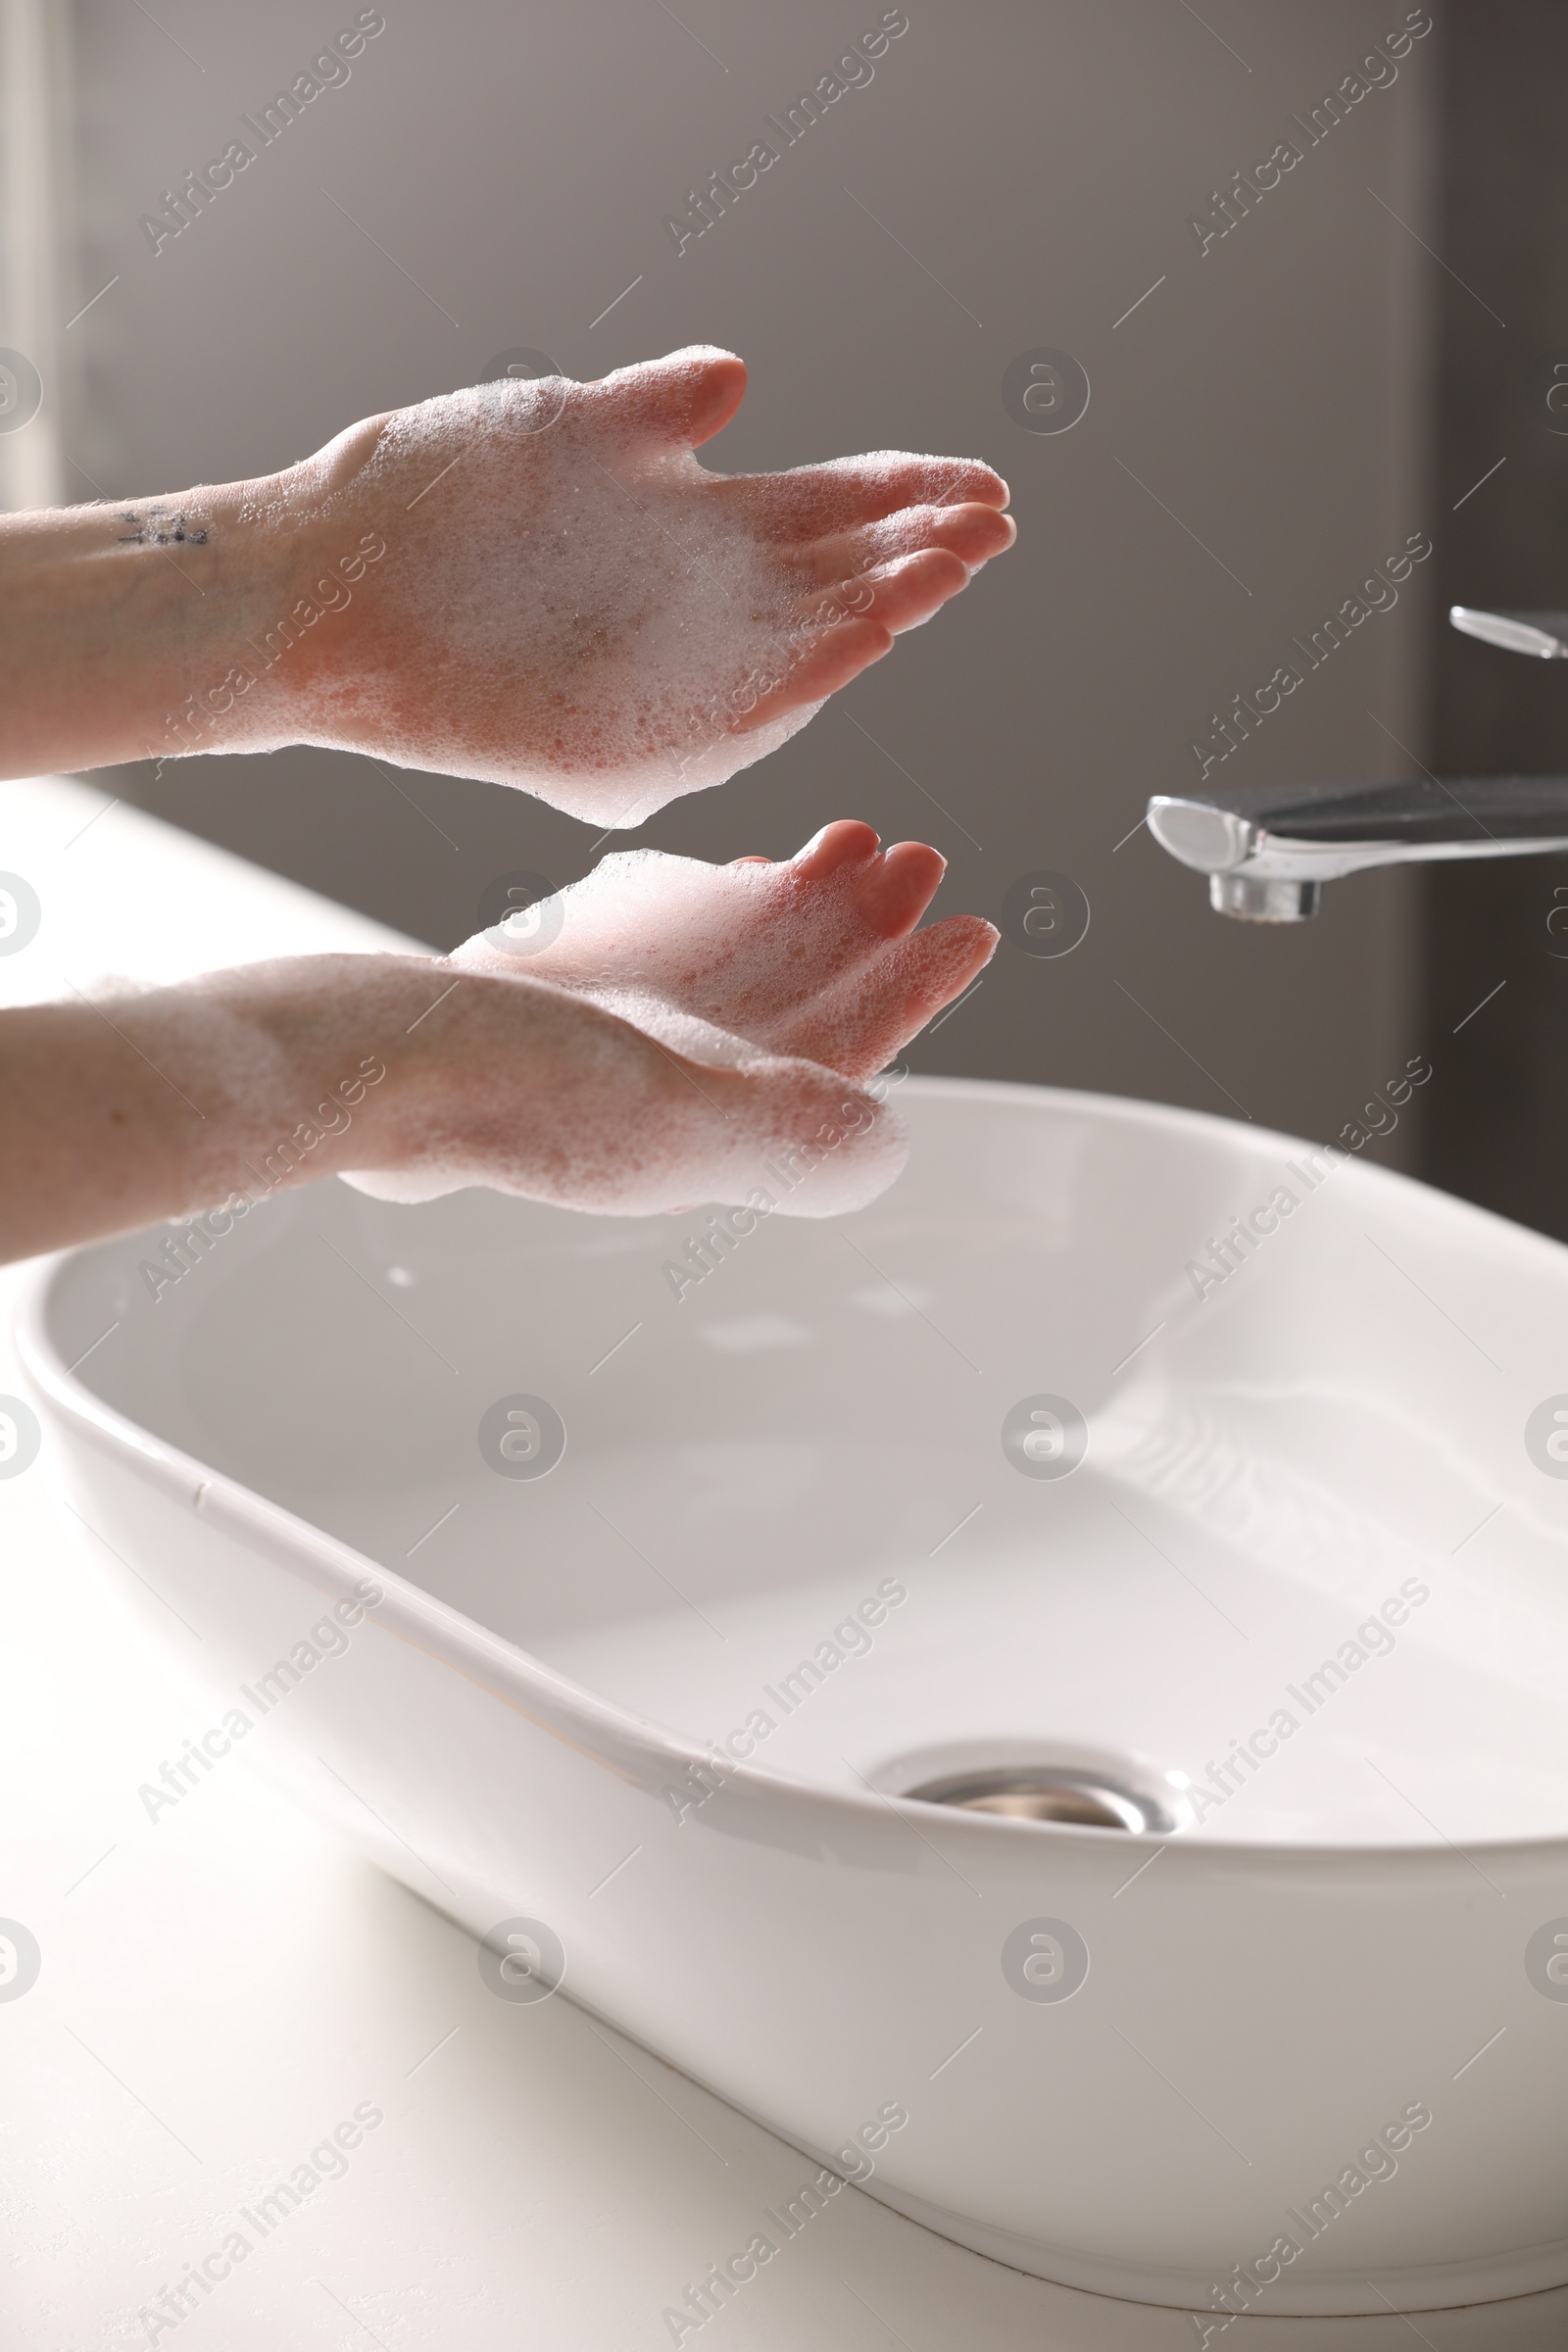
[0,470,309,778]
[190,431,398,759]
[0,440,397,780]
[144,460,394,765]
[0,950,425,1258]
[189,953,440,1193]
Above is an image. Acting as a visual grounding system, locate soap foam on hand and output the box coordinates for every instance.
[286,351,1008,829]
[467,851,864,1072]
[338,818,1005,1217]
[311,378,821,827]
[338,972,908,1218]
[451,831,997,1086]
[341,823,993,1213]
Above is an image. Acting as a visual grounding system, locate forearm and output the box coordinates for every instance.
[0,956,430,1261]
[0,945,904,1261]
[0,422,390,780]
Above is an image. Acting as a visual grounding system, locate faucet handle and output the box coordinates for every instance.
[1450,606,1568,659]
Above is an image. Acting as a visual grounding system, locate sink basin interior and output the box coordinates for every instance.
[44,1081,1568,1848]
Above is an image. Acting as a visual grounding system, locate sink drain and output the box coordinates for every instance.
[905,1766,1173,1833]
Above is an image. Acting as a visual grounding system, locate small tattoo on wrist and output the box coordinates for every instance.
[119,504,207,547]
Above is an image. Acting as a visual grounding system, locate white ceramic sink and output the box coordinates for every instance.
[20,1078,1568,2319]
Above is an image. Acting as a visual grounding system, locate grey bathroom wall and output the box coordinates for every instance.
[51,0,1436,1160]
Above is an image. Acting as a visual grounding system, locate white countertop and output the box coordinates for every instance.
[2,776,1562,2350]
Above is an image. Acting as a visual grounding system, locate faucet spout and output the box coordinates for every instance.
[1449,606,1568,660]
[1150,606,1568,919]
[1147,774,1568,920]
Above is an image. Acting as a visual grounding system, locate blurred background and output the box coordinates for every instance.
[3,0,1563,1229]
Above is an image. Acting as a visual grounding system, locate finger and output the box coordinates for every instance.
[855,841,947,939]
[801,547,972,639]
[891,912,999,1022]
[735,616,895,731]
[795,501,1016,587]
[790,819,881,878]
[735,545,976,734]
[779,915,998,1080]
[723,452,1010,540]
[586,345,748,449]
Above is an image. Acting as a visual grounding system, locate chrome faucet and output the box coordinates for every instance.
[1147,607,1568,920]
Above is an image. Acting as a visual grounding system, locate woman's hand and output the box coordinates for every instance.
[0,951,906,1264]
[0,349,1012,825]
[448,818,996,1081]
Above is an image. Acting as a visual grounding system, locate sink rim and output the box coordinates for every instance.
[20,1073,1568,1868]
